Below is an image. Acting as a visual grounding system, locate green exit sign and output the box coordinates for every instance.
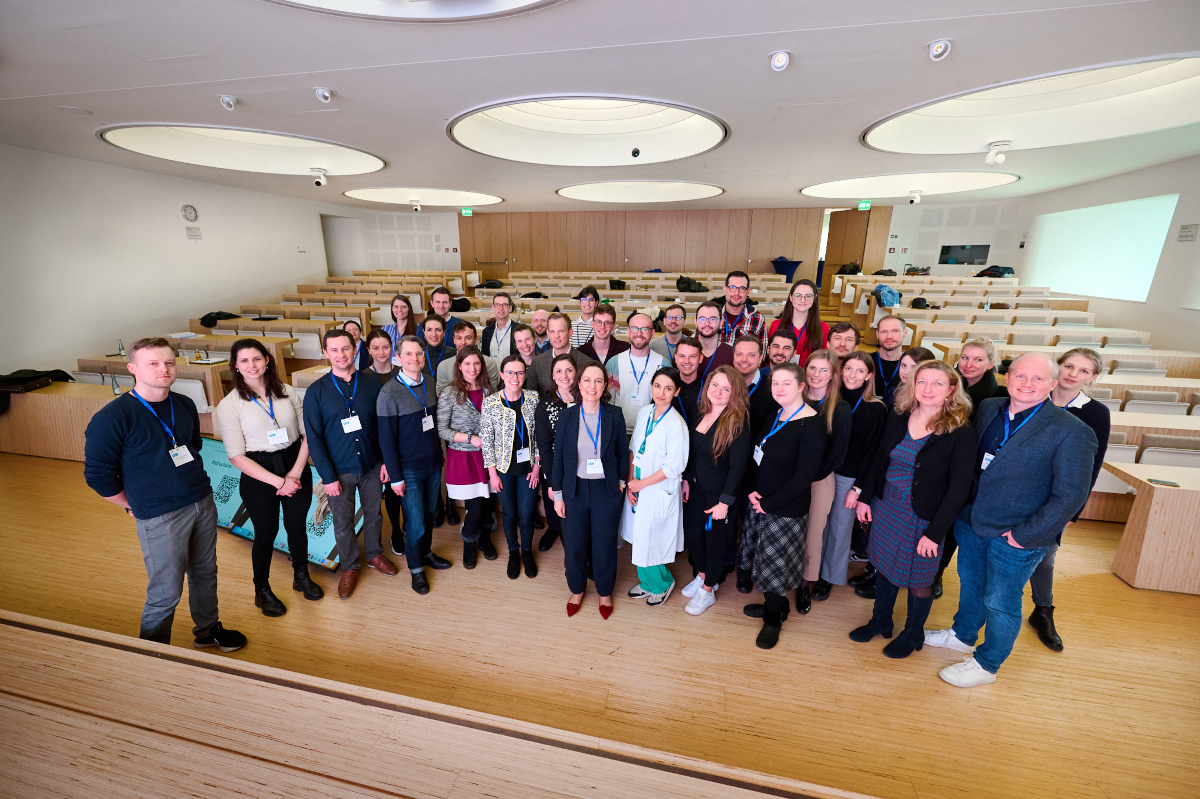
[858,200,872,211]
[461,208,473,217]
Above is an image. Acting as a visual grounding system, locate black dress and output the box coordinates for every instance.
[683,416,753,588]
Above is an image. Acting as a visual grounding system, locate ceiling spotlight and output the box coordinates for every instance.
[985,140,1010,166]
[908,191,922,205]
[219,95,239,111]
[311,168,328,187]
[315,87,334,103]
[928,39,952,61]
[770,51,790,72]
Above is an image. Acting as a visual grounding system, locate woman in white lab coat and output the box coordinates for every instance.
[621,367,690,606]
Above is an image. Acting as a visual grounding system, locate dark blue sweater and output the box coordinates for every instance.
[377,372,443,481]
[84,391,211,520]
[303,371,384,482]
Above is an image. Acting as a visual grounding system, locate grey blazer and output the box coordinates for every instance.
[969,397,1098,549]
[437,386,489,453]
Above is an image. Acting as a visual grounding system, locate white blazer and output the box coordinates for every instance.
[619,403,689,567]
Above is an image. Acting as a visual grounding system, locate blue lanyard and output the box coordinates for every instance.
[250,394,278,428]
[638,405,671,455]
[877,353,900,386]
[748,378,761,397]
[852,393,864,413]
[629,353,652,391]
[428,343,446,369]
[814,396,826,409]
[705,513,713,531]
[581,408,601,456]
[131,389,178,447]
[1000,400,1046,449]
[674,396,689,426]
[503,393,525,447]
[666,339,678,361]
[333,371,359,414]
[401,374,429,414]
[372,363,396,379]
[759,405,803,450]
[493,322,511,353]
[535,339,552,354]
[724,309,745,339]
[700,351,717,386]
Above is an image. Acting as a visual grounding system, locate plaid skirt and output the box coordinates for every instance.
[741,511,808,596]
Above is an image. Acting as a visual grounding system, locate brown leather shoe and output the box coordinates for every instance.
[368,554,399,576]
[338,568,359,600]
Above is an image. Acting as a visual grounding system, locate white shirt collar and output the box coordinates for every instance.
[398,370,424,387]
[1065,392,1091,409]
[748,370,761,387]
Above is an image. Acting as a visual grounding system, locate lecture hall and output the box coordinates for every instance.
[1,1,1199,798]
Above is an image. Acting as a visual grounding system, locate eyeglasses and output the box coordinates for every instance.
[665,315,685,322]
[502,371,525,378]
[578,297,596,304]
[793,293,816,301]
[696,316,720,324]
[593,320,614,327]
[726,285,749,293]
[628,326,652,334]
[493,302,511,309]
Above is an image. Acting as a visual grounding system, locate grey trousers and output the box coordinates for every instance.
[820,474,858,585]
[133,494,220,644]
[1029,541,1060,606]
[326,471,384,571]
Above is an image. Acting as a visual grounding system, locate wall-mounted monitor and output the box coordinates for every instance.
[938,244,991,266]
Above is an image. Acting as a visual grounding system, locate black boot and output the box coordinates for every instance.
[1028,605,1064,651]
[883,592,933,659]
[796,585,812,614]
[533,516,546,530]
[292,571,324,601]
[931,570,944,600]
[756,599,789,650]
[463,541,478,570]
[479,533,498,560]
[433,502,446,529]
[507,550,522,579]
[854,573,877,599]
[736,568,753,594]
[522,549,538,578]
[848,562,876,587]
[254,584,286,617]
[850,574,898,642]
[538,527,560,552]
[446,501,461,526]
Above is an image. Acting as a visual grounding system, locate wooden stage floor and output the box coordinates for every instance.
[1,452,1198,799]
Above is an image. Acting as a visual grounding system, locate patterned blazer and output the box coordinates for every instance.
[437,385,489,453]
[480,389,540,473]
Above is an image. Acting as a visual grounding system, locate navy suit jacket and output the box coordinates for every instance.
[550,402,629,498]
[967,397,1098,549]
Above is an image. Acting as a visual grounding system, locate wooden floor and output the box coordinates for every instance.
[2,452,1199,799]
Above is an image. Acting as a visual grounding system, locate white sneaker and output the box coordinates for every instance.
[939,657,997,688]
[924,628,975,653]
[646,580,675,606]
[680,575,704,598]
[684,587,717,616]
[628,584,650,599]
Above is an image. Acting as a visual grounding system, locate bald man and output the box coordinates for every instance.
[607,313,669,435]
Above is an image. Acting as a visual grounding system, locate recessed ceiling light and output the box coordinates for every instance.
[864,57,1200,155]
[345,188,503,206]
[770,51,790,72]
[801,172,1019,199]
[57,106,92,115]
[100,125,384,175]
[557,181,724,204]
[450,97,728,167]
[260,0,567,22]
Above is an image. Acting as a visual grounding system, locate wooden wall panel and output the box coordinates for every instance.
[792,208,824,284]
[604,211,626,271]
[862,205,894,276]
[725,210,753,274]
[457,215,476,273]
[746,209,777,273]
[701,210,731,272]
[472,212,510,277]
[508,213,530,272]
[768,209,799,272]
[625,210,688,272]
[683,211,711,272]
[566,212,588,269]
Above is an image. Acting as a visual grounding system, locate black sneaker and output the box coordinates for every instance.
[194,622,247,653]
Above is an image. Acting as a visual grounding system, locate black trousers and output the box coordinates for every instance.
[563,478,622,597]
[460,496,489,543]
[239,446,313,586]
[541,479,563,532]
[939,526,957,573]
[383,488,403,545]
[683,485,732,588]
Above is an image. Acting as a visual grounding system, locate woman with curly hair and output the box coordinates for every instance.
[847,360,977,659]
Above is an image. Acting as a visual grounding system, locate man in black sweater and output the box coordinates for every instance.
[673,337,705,427]
[84,338,246,652]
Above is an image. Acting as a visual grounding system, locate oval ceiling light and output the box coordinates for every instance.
[557,181,724,204]
[100,125,384,175]
[345,188,503,206]
[864,57,1200,155]
[801,172,1019,199]
[450,97,728,167]
[260,0,567,22]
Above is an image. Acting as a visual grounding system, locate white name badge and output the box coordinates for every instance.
[753,445,764,465]
[516,447,531,463]
[341,415,362,433]
[981,452,995,470]
[633,451,645,468]
[267,428,290,446]
[422,414,435,432]
[169,445,194,467]
[586,458,604,475]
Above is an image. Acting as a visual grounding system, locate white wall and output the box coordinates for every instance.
[1015,156,1200,347]
[0,143,340,374]
[883,199,1025,276]
[321,210,461,276]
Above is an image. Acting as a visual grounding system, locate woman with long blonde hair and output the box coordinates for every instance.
[847,360,976,659]
[680,366,752,617]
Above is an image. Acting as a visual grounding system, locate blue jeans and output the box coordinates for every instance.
[951,517,1048,674]
[400,466,443,572]
[498,469,537,551]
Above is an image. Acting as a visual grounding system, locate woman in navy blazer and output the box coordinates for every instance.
[552,362,629,619]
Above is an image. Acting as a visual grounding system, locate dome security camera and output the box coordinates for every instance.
[311,168,328,187]
[411,200,422,212]
[631,148,640,158]
[908,191,922,205]
[985,141,1011,167]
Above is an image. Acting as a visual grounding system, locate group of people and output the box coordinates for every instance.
[83,270,1108,689]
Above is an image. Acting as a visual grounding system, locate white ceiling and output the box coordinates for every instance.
[2,0,1199,212]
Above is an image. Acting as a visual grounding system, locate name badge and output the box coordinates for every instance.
[516,447,531,464]
[422,414,435,432]
[586,458,604,476]
[169,445,194,467]
[629,392,638,402]
[981,452,995,470]
[267,428,290,446]
[633,451,645,468]
[753,445,764,465]
[341,415,362,433]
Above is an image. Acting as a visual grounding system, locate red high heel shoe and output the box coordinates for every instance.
[567,598,582,617]
[599,602,613,620]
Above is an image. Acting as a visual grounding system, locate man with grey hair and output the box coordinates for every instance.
[925,352,1096,687]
